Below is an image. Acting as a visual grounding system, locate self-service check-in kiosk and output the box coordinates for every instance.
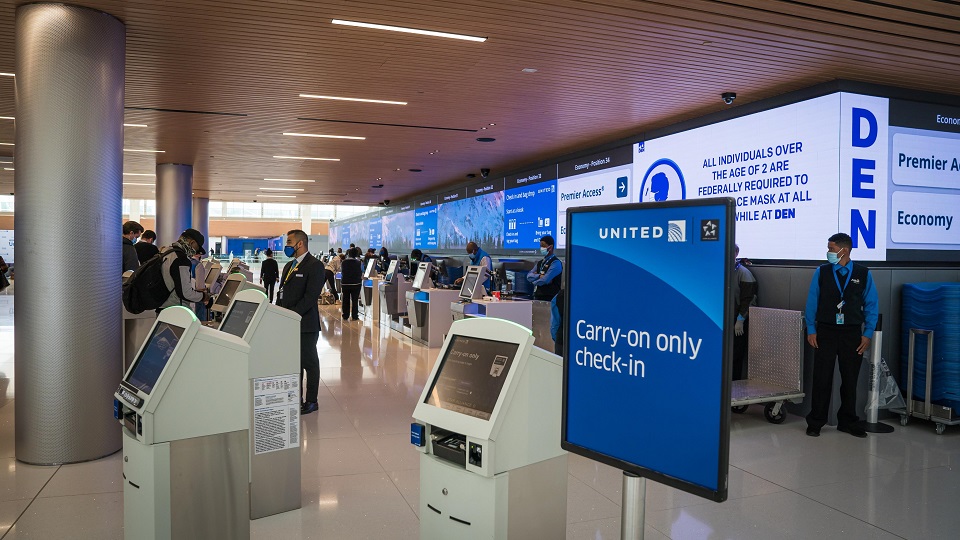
[122,271,158,373]
[379,260,413,332]
[412,318,567,539]
[218,288,302,519]
[406,262,460,347]
[450,266,534,331]
[209,274,265,325]
[360,259,381,320]
[115,306,251,540]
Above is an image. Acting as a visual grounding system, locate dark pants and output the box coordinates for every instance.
[324,269,339,301]
[265,280,276,303]
[807,324,863,429]
[301,331,320,403]
[342,284,361,319]
[732,319,749,381]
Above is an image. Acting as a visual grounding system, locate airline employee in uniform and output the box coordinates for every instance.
[277,229,325,415]
[804,232,878,438]
[456,241,493,292]
[527,235,562,301]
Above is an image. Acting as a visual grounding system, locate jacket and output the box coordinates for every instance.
[277,252,324,333]
[260,257,279,281]
[122,237,140,273]
[159,246,204,308]
[135,241,160,264]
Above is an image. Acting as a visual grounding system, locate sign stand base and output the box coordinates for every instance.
[865,322,895,434]
[621,471,646,540]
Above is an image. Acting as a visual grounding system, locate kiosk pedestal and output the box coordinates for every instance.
[115,306,251,539]
[451,298,533,330]
[406,288,460,347]
[412,318,567,539]
[361,277,381,321]
[380,278,413,333]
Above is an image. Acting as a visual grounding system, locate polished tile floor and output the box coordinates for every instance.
[1,294,959,539]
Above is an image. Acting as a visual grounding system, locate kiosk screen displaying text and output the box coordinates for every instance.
[425,335,519,420]
[564,203,728,493]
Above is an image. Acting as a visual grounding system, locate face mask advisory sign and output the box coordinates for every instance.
[562,198,734,502]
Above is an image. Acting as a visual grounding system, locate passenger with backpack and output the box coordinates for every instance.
[122,228,209,314]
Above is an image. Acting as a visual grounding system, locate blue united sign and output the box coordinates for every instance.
[562,198,735,502]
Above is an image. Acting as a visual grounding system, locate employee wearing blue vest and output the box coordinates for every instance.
[804,233,878,438]
[527,235,562,301]
[455,241,492,292]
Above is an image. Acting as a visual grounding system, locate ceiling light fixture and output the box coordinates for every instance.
[273,155,341,161]
[122,182,153,186]
[331,19,486,42]
[258,194,297,198]
[282,132,365,140]
[0,143,13,146]
[299,94,407,105]
[3,167,13,171]
[123,148,165,153]
[263,178,316,183]
[259,187,305,192]
[0,116,13,120]
[123,123,148,127]
[0,73,14,77]
[521,68,538,73]
[123,172,155,177]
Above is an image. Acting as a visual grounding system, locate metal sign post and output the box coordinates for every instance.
[621,472,647,540]
[864,314,894,433]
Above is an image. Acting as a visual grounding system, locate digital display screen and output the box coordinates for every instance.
[349,219,369,249]
[204,267,221,288]
[384,260,398,283]
[383,208,414,252]
[414,205,438,249]
[369,217,383,249]
[412,262,431,289]
[438,186,505,250]
[424,335,520,420]
[459,266,481,299]
[363,258,377,278]
[557,146,634,249]
[504,168,557,251]
[220,299,259,338]
[215,279,241,306]
[126,322,186,395]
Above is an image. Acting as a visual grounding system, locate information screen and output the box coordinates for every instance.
[412,262,431,289]
[414,204,438,249]
[424,335,520,420]
[504,166,558,252]
[204,266,221,288]
[126,322,186,395]
[459,266,481,299]
[368,217,383,249]
[557,146,634,249]
[563,199,733,502]
[215,279,241,307]
[384,260,398,283]
[220,300,259,338]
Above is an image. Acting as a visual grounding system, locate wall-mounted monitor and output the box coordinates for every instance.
[423,334,520,421]
[124,322,186,395]
[459,265,485,300]
[219,299,260,338]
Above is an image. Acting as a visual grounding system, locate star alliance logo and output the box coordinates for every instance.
[700,219,719,241]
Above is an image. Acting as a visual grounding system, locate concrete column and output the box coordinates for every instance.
[15,3,125,464]
[192,197,209,246]
[156,163,192,246]
[301,204,312,235]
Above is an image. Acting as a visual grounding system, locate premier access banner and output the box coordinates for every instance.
[562,198,734,502]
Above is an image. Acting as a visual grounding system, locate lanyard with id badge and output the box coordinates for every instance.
[278,259,301,302]
[833,266,853,325]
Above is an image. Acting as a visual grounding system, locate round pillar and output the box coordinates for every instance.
[15,3,126,464]
[156,163,193,246]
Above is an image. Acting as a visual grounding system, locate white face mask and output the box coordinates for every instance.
[540,247,549,255]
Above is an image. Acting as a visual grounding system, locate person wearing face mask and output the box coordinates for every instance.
[122,220,144,272]
[732,245,758,383]
[804,233,878,438]
[276,229,325,415]
[158,228,210,310]
[455,241,492,292]
[527,235,562,301]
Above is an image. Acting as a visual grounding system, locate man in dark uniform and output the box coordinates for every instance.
[122,220,143,272]
[804,233,879,438]
[135,229,160,263]
[259,248,279,303]
[276,229,325,415]
[526,235,562,300]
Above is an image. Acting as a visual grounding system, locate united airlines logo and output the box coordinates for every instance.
[639,159,686,202]
[667,220,686,242]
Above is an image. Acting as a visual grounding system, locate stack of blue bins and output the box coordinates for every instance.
[900,282,960,412]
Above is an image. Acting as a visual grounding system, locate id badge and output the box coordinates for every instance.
[278,289,284,302]
[836,313,844,324]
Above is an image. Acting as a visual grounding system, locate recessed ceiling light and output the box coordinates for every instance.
[394,168,401,171]
[0,143,13,146]
[476,137,496,142]
[123,172,155,177]
[258,194,297,198]
[331,19,486,42]
[3,167,13,171]
[123,148,165,153]
[299,94,406,105]
[488,123,496,126]
[521,68,538,73]
[259,187,305,192]
[273,155,340,161]
[122,182,153,186]
[0,116,13,120]
[263,178,316,183]
[123,123,148,127]
[283,132,365,140]
[0,73,14,77]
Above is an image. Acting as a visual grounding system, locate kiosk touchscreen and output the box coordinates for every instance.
[412,318,567,539]
[383,259,398,284]
[218,289,302,519]
[458,265,486,301]
[363,258,377,279]
[115,306,251,539]
[210,274,264,316]
[203,262,222,290]
[412,261,433,291]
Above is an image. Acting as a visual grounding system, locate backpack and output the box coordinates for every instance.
[122,248,178,314]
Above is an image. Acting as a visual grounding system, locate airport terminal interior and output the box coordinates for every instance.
[2,1,960,539]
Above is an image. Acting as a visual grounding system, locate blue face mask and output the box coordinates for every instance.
[284,244,296,258]
[826,251,839,264]
[540,247,549,256]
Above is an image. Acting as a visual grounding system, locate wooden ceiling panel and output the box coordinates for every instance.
[0,0,958,205]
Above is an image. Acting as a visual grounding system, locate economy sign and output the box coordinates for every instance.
[562,198,734,502]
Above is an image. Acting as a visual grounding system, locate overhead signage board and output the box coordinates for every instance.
[562,198,734,502]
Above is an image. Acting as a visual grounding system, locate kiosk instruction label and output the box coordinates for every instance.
[253,374,300,455]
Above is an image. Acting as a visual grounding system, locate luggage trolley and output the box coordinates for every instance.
[731,307,805,423]
[892,329,960,435]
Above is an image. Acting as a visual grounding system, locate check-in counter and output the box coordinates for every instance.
[451,298,533,331]
[406,287,461,347]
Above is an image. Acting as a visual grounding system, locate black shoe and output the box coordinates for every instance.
[838,424,867,438]
[351,317,360,321]
[805,426,821,437]
[342,316,349,320]
[301,402,318,415]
